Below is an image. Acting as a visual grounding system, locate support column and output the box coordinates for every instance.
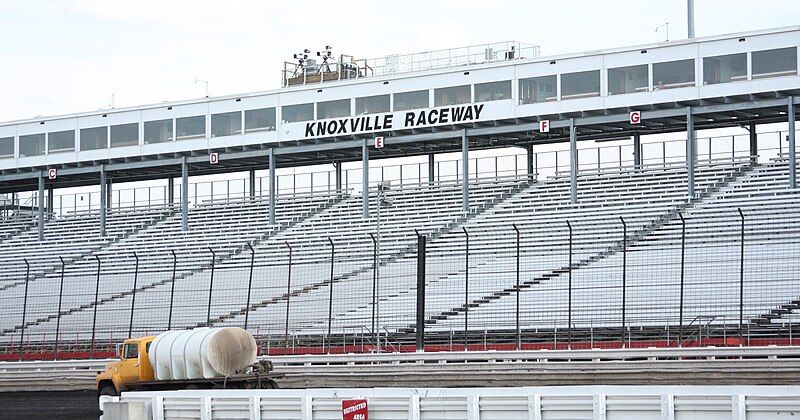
[37,173,44,241]
[569,119,578,204]
[249,168,256,199]
[687,108,695,198]
[167,176,174,205]
[362,140,369,218]
[525,144,534,177]
[334,162,342,192]
[789,97,796,189]
[633,133,642,169]
[100,166,107,237]
[181,157,189,231]
[47,188,54,218]
[748,123,758,163]
[428,153,435,184]
[461,129,469,213]
[106,177,112,210]
[269,148,276,225]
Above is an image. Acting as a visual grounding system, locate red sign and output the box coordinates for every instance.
[539,119,550,133]
[629,111,641,125]
[374,136,384,149]
[209,152,219,165]
[48,168,57,180]
[342,399,368,420]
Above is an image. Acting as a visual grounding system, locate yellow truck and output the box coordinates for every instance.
[96,328,280,396]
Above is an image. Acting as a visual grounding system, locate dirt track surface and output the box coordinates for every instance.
[0,390,99,420]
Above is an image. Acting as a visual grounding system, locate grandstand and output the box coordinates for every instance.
[0,26,799,358]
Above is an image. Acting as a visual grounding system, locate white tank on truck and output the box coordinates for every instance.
[149,327,258,380]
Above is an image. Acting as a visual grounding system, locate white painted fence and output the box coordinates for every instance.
[108,385,800,420]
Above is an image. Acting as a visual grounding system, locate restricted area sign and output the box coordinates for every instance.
[374,136,384,149]
[342,399,368,420]
[629,111,641,124]
[48,168,57,180]
[539,119,550,133]
[209,152,219,165]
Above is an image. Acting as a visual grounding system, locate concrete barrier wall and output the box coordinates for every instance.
[111,385,800,420]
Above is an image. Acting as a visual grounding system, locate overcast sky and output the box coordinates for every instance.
[0,0,798,122]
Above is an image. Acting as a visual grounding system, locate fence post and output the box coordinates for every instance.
[738,208,745,346]
[678,213,686,347]
[167,250,177,330]
[567,220,573,349]
[55,256,65,353]
[128,253,139,338]
[368,233,378,350]
[284,241,292,349]
[327,237,335,354]
[244,243,255,331]
[416,234,426,352]
[463,227,469,351]
[206,247,216,325]
[91,255,101,357]
[513,224,521,350]
[19,259,30,358]
[620,216,627,348]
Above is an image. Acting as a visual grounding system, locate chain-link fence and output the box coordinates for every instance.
[1,203,798,359]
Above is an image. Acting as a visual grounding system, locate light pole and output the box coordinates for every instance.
[374,181,393,352]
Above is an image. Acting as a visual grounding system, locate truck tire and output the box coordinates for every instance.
[99,384,118,396]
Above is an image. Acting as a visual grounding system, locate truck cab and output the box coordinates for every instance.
[96,336,155,396]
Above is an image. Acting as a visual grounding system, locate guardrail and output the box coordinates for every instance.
[4,346,800,392]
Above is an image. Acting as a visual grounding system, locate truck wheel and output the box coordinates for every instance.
[99,384,118,396]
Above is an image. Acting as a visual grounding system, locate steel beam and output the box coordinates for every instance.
[461,129,469,213]
[181,157,188,231]
[633,133,642,169]
[525,144,534,177]
[167,176,174,204]
[334,162,342,192]
[269,148,276,224]
[789,97,796,189]
[46,187,53,218]
[249,168,256,198]
[428,153,435,184]
[100,166,106,237]
[570,119,577,204]
[749,123,758,163]
[37,173,44,241]
[687,108,695,198]
[362,140,369,218]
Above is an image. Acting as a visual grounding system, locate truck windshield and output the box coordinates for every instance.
[124,344,138,359]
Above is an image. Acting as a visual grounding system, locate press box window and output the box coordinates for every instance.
[282,103,314,123]
[80,127,107,151]
[752,47,797,79]
[355,95,390,114]
[434,85,471,106]
[561,70,600,99]
[393,90,429,111]
[0,137,13,157]
[608,65,648,95]
[519,75,557,104]
[474,81,511,102]
[111,123,139,148]
[703,53,747,84]
[144,119,173,144]
[48,130,75,152]
[245,108,276,133]
[176,116,205,140]
[19,133,45,157]
[653,59,695,89]
[211,111,242,137]
[317,99,351,119]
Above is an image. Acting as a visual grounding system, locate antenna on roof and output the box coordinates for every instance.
[656,22,669,42]
[195,79,209,98]
[687,0,695,38]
